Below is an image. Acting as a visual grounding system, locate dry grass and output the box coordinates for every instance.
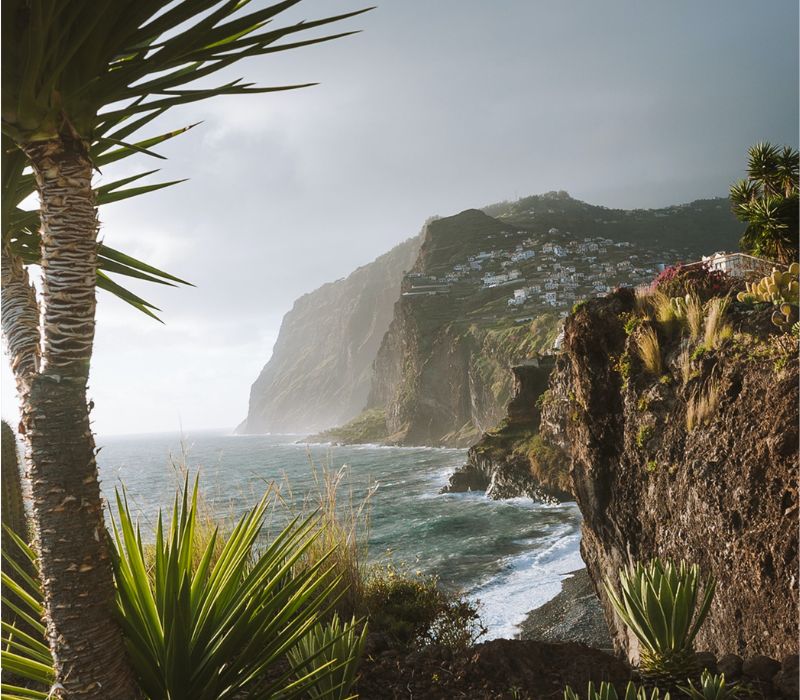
[276,457,375,620]
[703,297,733,351]
[635,286,654,317]
[679,343,692,386]
[636,326,663,376]
[686,377,721,431]
[137,445,229,577]
[648,290,680,337]
[685,293,704,342]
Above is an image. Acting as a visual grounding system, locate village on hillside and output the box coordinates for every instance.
[401,226,680,320]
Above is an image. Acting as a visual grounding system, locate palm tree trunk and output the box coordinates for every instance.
[19,136,140,699]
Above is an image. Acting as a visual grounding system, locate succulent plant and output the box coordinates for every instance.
[564,681,669,700]
[736,263,799,306]
[604,559,715,687]
[680,670,743,700]
[772,303,799,332]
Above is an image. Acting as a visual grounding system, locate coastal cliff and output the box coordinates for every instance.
[543,290,798,661]
[238,234,422,434]
[442,356,572,500]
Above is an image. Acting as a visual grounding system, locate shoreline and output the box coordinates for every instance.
[516,568,612,651]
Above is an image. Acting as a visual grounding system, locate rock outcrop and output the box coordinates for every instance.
[543,289,798,661]
[238,234,422,434]
[443,356,572,500]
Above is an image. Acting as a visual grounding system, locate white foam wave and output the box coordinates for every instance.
[469,528,584,640]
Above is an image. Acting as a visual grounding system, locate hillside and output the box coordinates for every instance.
[329,193,742,447]
[237,233,422,434]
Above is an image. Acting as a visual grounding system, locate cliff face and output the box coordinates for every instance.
[360,195,741,447]
[443,357,572,500]
[543,290,798,661]
[366,209,562,446]
[239,234,422,434]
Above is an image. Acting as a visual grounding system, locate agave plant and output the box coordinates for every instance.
[680,671,743,700]
[110,478,351,700]
[1,477,362,700]
[288,614,368,700]
[604,559,715,686]
[563,680,669,700]
[0,527,53,699]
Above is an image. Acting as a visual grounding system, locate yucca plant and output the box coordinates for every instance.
[110,477,351,700]
[288,614,368,700]
[604,560,715,686]
[0,527,53,699]
[2,2,368,694]
[564,681,669,700]
[680,671,743,700]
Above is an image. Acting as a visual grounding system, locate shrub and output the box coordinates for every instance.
[649,291,681,337]
[604,559,715,686]
[636,327,663,376]
[651,263,733,301]
[362,562,485,651]
[288,614,368,700]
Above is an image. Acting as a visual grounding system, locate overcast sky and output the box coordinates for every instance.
[2,0,798,435]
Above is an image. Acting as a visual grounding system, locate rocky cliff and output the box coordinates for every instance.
[358,195,740,447]
[442,356,572,500]
[238,234,422,434]
[542,289,798,661]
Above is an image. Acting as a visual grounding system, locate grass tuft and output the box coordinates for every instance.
[636,327,662,376]
[703,297,733,352]
[686,377,721,431]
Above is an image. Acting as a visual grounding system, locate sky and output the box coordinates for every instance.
[2,0,798,436]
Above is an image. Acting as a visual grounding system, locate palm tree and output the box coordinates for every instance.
[1,2,368,696]
[730,142,799,265]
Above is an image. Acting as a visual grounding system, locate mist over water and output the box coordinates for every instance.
[96,430,582,639]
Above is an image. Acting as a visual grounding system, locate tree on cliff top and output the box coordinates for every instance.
[730,142,799,265]
[1,1,367,696]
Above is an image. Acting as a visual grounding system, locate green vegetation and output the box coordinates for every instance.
[613,352,633,389]
[313,409,389,445]
[524,434,572,495]
[604,559,715,686]
[2,476,372,699]
[288,614,368,700]
[2,2,370,692]
[111,480,349,700]
[636,425,654,449]
[680,671,743,700]
[564,681,669,700]
[0,529,53,696]
[730,142,799,264]
[736,263,799,333]
[362,562,484,651]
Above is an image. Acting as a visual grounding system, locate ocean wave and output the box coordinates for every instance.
[468,528,584,640]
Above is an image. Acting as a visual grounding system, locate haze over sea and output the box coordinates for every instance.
[96,430,582,639]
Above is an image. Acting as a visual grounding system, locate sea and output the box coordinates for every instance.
[94,430,584,640]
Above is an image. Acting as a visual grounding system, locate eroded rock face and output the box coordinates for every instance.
[544,289,799,661]
[443,358,572,501]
